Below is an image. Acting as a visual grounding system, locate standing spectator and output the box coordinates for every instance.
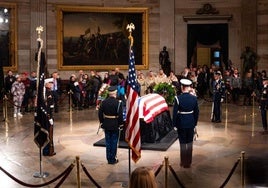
[137,72,146,96]
[11,74,25,118]
[98,86,123,164]
[4,70,16,94]
[145,71,156,94]
[51,72,61,113]
[21,72,31,113]
[243,71,254,106]
[68,75,82,110]
[259,78,268,134]
[230,68,242,104]
[129,166,158,188]
[29,71,37,112]
[172,78,199,168]
[211,71,225,123]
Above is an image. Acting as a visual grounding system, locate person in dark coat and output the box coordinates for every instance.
[172,78,199,168]
[98,86,123,164]
[259,78,268,134]
[211,71,225,123]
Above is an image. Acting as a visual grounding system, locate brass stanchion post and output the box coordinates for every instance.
[76,156,81,188]
[4,95,8,122]
[241,151,245,187]
[164,156,169,188]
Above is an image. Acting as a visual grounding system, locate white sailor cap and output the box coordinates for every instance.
[215,71,222,75]
[180,78,192,86]
[44,78,53,84]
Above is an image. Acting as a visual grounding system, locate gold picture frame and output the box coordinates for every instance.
[0,3,17,72]
[56,5,148,70]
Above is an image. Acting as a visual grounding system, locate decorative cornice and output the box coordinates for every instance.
[183,15,233,22]
[183,3,233,22]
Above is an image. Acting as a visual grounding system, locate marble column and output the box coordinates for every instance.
[160,0,175,72]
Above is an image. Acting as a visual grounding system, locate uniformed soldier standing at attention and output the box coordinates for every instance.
[259,78,268,134]
[211,71,225,123]
[43,78,56,156]
[172,78,199,168]
[98,86,123,164]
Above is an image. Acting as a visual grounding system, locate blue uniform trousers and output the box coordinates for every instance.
[177,128,194,167]
[105,130,119,163]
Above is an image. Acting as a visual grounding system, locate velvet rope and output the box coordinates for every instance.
[168,165,186,188]
[219,158,241,188]
[154,164,163,177]
[54,163,75,188]
[0,163,74,187]
[81,163,102,188]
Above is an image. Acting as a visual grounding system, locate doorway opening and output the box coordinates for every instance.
[187,24,228,69]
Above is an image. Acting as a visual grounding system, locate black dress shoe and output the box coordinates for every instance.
[108,159,119,165]
[215,120,221,123]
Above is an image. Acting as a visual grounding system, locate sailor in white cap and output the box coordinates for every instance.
[42,77,56,156]
[172,78,199,168]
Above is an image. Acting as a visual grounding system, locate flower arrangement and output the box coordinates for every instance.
[153,82,176,105]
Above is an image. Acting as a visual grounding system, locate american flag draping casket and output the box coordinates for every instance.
[138,93,169,123]
[137,93,173,143]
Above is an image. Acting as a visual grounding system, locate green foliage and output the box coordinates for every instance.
[153,83,176,105]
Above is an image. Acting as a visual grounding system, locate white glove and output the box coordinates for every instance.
[49,118,53,125]
[221,98,224,103]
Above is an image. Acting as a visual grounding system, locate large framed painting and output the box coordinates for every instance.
[0,3,17,71]
[56,6,148,70]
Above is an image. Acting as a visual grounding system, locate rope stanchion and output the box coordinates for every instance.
[3,95,8,122]
[76,156,81,188]
[168,165,185,188]
[219,158,241,188]
[241,151,245,187]
[81,163,102,188]
[164,156,168,188]
[0,162,75,187]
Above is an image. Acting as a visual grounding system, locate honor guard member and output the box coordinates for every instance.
[172,78,199,168]
[43,78,56,156]
[211,71,225,123]
[260,77,268,134]
[98,86,123,164]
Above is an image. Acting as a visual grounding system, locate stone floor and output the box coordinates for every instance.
[0,97,268,188]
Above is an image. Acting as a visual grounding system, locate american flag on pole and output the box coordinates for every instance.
[125,46,141,163]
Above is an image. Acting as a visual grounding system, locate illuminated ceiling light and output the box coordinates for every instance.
[5,18,8,23]
[0,17,3,23]
[4,8,8,13]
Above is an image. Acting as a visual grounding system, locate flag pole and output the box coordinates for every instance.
[33,26,49,178]
[126,23,135,179]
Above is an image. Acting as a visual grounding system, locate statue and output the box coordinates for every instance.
[159,46,171,76]
[240,46,258,74]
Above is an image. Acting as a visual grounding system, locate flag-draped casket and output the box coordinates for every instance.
[138,93,172,143]
[122,93,173,143]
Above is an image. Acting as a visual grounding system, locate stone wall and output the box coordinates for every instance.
[1,0,267,79]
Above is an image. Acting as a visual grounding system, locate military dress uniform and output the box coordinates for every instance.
[43,80,56,156]
[98,86,123,164]
[172,79,199,168]
[212,71,225,123]
[260,78,268,134]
